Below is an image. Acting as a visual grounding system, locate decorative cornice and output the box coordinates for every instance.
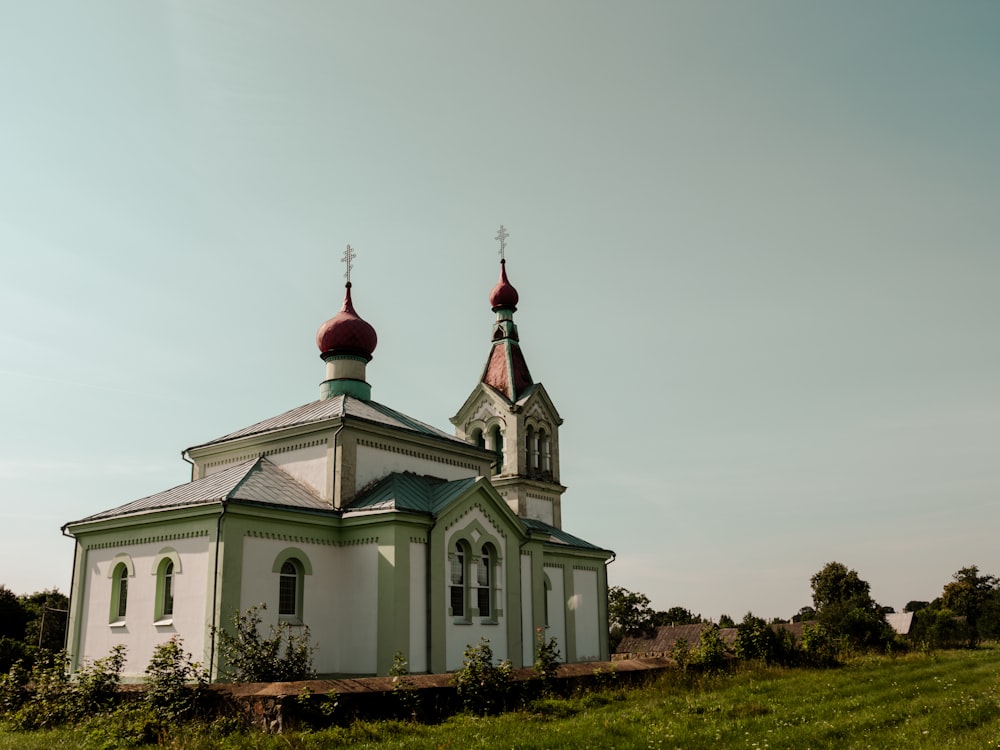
[244,529,377,547]
[86,530,209,550]
[203,438,327,471]
[357,438,480,471]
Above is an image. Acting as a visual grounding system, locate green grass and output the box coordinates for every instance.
[4,648,1000,749]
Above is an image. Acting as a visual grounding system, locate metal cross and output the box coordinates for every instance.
[495,225,509,260]
[342,244,356,283]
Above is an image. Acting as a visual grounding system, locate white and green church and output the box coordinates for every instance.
[63,246,612,680]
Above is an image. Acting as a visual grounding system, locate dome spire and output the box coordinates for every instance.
[482,226,533,400]
[316,245,377,400]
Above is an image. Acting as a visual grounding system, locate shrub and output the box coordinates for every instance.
[144,637,207,721]
[801,622,839,667]
[215,603,316,682]
[452,638,513,715]
[691,625,729,671]
[533,627,561,691]
[76,644,127,715]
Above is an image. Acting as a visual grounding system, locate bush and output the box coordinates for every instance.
[691,625,729,671]
[144,637,207,721]
[533,628,561,692]
[801,622,840,667]
[452,638,513,715]
[215,603,316,682]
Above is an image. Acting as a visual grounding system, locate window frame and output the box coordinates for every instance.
[152,549,181,625]
[271,548,312,624]
[108,554,134,626]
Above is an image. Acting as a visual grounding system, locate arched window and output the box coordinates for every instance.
[279,560,299,617]
[450,543,468,619]
[539,429,551,475]
[489,424,504,475]
[161,561,174,616]
[477,544,494,619]
[471,428,485,450]
[524,425,534,475]
[271,548,312,622]
[116,564,129,619]
[152,549,181,623]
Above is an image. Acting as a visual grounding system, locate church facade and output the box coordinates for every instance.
[63,246,612,679]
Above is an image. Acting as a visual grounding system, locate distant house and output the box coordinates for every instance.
[613,622,806,661]
[885,612,914,637]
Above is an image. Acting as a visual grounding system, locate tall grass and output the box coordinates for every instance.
[3,648,1000,749]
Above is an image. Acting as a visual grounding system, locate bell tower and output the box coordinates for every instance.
[452,227,567,528]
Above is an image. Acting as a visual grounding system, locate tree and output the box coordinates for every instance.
[608,586,653,633]
[792,606,817,623]
[718,614,736,629]
[809,562,892,652]
[0,586,28,641]
[651,607,702,627]
[904,601,930,613]
[941,565,998,647]
[19,589,69,651]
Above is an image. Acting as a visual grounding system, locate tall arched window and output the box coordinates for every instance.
[524,425,534,475]
[450,543,468,619]
[539,429,551,475]
[153,549,181,623]
[471,428,485,450]
[161,561,174,617]
[279,560,300,617]
[489,425,504,475]
[477,544,493,618]
[116,564,129,619]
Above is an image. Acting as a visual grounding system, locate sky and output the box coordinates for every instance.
[1,1,998,622]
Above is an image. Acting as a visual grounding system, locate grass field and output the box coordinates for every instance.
[3,648,1000,749]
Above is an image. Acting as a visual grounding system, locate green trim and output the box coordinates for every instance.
[271,547,314,575]
[108,557,132,624]
[320,378,371,400]
[273,548,312,624]
[376,525,410,675]
[153,552,179,622]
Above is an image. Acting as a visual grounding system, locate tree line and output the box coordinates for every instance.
[610,562,1000,657]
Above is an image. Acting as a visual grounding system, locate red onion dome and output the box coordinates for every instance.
[489,259,519,310]
[316,283,377,360]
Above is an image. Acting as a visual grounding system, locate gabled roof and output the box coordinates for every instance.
[343,473,605,550]
[187,395,467,451]
[343,472,479,515]
[65,457,328,527]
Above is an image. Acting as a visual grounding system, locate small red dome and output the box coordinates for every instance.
[316,283,377,360]
[489,260,519,310]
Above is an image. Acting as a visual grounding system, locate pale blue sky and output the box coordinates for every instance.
[1,2,998,620]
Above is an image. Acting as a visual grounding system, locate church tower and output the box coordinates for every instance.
[452,227,567,528]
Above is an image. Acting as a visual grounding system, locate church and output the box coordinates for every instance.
[62,236,612,680]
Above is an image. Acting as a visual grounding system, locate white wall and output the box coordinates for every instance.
[77,537,210,678]
[239,536,378,675]
[571,568,600,662]
[525,496,554,525]
[268,443,327,497]
[544,565,566,663]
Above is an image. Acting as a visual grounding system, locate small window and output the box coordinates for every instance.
[477,545,492,618]
[450,547,466,618]
[279,560,299,616]
[161,561,174,616]
[490,425,504,475]
[116,564,129,618]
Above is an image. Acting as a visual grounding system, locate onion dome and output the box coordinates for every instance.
[489,259,519,311]
[316,282,377,361]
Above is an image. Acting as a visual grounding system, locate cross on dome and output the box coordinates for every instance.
[342,244,357,284]
[495,225,509,261]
